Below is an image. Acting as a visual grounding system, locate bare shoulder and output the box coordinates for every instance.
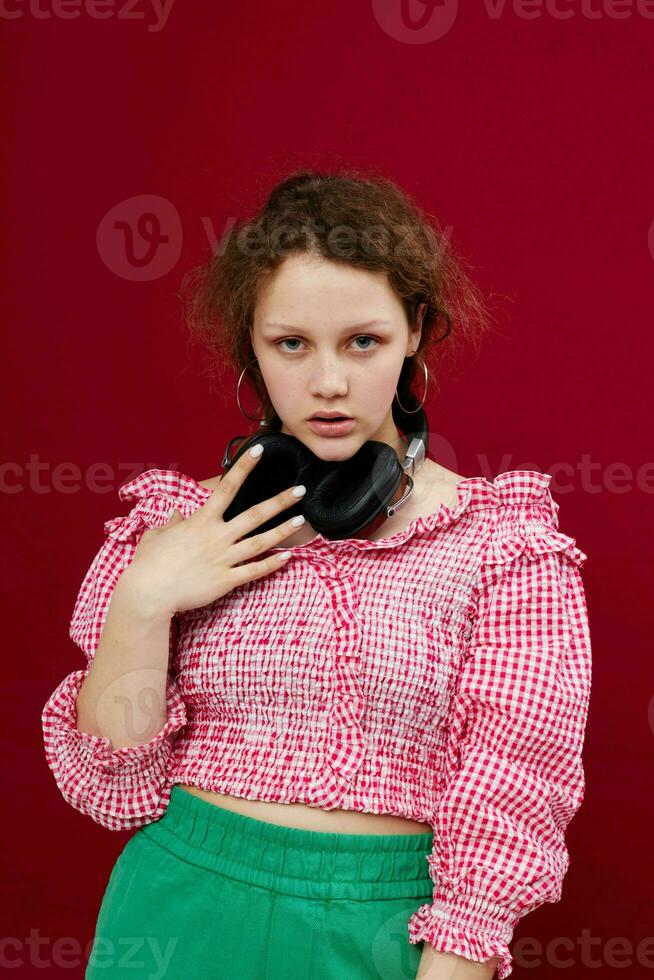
[418,459,468,508]
[421,458,467,483]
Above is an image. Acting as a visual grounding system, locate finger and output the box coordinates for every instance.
[229,549,293,587]
[227,481,305,544]
[230,507,304,563]
[202,443,264,518]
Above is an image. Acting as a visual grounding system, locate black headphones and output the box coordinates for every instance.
[219,392,428,541]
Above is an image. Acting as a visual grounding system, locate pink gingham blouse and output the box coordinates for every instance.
[41,467,592,978]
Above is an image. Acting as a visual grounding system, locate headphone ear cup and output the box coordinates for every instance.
[221,432,317,537]
[223,432,277,470]
[303,440,403,538]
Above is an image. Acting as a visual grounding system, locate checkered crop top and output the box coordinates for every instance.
[41,467,592,978]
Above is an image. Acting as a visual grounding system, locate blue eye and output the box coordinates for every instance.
[277,338,302,351]
[352,336,378,351]
[275,336,379,354]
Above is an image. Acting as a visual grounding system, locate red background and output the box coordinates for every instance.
[4,2,653,976]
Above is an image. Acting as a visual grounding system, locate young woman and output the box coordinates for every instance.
[41,170,592,980]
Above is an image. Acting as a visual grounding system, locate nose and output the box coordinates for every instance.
[307,357,349,398]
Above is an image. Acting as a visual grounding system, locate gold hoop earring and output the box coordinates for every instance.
[236,357,268,425]
[394,356,429,414]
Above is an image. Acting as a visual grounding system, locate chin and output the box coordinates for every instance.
[281,423,364,461]
[304,434,364,461]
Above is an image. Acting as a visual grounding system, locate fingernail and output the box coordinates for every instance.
[249,443,264,458]
[290,514,305,527]
[291,484,306,497]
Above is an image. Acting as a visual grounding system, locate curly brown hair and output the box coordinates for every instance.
[178,167,497,426]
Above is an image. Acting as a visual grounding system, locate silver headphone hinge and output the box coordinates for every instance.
[387,437,425,517]
[401,436,425,479]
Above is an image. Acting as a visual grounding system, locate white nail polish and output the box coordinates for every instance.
[249,443,264,458]
[292,484,306,497]
[290,515,305,527]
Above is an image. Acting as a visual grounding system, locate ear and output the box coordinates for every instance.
[408,303,426,355]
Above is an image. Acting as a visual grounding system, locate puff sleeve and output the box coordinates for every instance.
[408,485,592,978]
[40,469,198,831]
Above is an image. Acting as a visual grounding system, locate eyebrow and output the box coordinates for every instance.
[261,319,392,334]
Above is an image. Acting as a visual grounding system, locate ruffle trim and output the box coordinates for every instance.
[103,469,212,542]
[102,468,587,568]
[44,667,188,773]
[326,686,367,784]
[325,612,366,788]
[484,521,588,569]
[270,468,573,553]
[408,903,514,978]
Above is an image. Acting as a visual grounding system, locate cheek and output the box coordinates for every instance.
[260,366,304,407]
[359,359,401,399]
[255,352,286,391]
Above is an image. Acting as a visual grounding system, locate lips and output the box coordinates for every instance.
[307,417,356,437]
[309,413,352,420]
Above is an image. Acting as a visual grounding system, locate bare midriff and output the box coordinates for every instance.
[177,785,432,835]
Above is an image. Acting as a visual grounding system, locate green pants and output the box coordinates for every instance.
[86,784,434,979]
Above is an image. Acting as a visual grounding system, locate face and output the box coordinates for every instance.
[250,253,424,463]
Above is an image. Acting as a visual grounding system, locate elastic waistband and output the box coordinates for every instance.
[141,785,434,901]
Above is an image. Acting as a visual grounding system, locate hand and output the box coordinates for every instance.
[120,445,305,617]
